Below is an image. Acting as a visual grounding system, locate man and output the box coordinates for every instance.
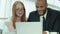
[27,0,60,34]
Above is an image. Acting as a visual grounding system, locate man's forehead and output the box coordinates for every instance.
[36,0,46,3]
[36,0,46,2]
[36,0,47,4]
[36,2,46,6]
[36,0,47,6]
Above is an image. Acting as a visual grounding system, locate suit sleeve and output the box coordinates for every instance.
[53,12,60,34]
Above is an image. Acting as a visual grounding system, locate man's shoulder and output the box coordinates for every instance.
[30,11,37,14]
[48,8,60,14]
[29,11,37,15]
[28,11,40,17]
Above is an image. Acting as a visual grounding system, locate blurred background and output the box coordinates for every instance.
[0,0,60,30]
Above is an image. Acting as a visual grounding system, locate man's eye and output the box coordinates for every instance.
[36,6,39,8]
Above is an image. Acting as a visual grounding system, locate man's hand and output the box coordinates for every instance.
[42,32,47,34]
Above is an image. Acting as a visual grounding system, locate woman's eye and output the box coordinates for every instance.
[16,8,24,11]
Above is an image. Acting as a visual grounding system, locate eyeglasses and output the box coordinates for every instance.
[16,8,24,11]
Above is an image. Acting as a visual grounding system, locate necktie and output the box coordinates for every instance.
[43,16,46,31]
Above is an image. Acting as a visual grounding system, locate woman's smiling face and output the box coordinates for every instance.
[15,3,24,17]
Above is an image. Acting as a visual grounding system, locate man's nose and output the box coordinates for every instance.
[38,8,43,11]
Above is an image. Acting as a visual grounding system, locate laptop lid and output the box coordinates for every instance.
[16,22,43,34]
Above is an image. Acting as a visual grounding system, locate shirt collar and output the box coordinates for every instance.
[40,10,47,19]
[43,10,47,19]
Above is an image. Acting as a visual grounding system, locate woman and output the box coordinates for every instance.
[3,1,26,34]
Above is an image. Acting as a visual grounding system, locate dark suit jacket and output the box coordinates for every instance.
[27,8,60,33]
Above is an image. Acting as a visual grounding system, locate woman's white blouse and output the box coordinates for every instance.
[3,18,16,34]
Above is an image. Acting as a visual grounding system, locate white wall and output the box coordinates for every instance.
[47,0,60,11]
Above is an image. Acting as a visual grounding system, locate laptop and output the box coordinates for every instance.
[16,22,43,34]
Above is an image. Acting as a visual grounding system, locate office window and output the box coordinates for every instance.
[0,0,11,18]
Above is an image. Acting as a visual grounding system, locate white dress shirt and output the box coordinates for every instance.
[3,17,16,34]
[40,11,49,34]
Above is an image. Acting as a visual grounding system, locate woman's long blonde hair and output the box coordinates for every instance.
[12,1,26,29]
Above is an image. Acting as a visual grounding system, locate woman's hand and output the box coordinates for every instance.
[6,22,15,32]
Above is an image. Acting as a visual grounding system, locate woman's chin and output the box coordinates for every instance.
[18,15,22,17]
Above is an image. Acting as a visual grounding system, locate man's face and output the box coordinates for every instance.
[36,0,47,15]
